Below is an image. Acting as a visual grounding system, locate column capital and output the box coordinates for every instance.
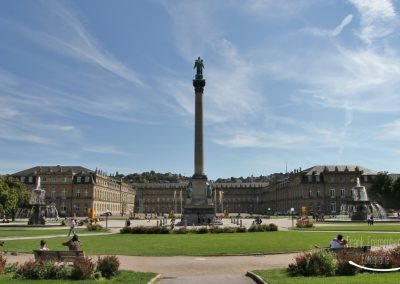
[193,79,206,93]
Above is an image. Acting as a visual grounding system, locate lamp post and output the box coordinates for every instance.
[268,207,271,217]
[291,207,294,227]
[105,208,111,229]
[179,188,183,214]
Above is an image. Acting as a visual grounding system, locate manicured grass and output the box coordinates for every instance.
[253,268,400,283]
[0,228,109,238]
[291,225,400,231]
[3,231,400,256]
[0,270,156,283]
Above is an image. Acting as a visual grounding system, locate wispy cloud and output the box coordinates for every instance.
[8,2,144,87]
[161,3,265,125]
[82,145,127,155]
[332,14,354,36]
[349,0,397,44]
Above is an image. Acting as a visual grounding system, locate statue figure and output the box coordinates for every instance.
[206,183,212,199]
[194,57,204,79]
[186,182,192,199]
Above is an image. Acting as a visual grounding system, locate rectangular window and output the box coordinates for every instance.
[77,176,82,183]
[61,202,67,213]
[51,189,56,199]
[63,177,67,183]
[85,189,89,198]
[29,176,33,183]
[308,190,312,198]
[85,176,90,182]
[330,202,336,213]
[76,189,80,198]
[315,175,320,182]
[363,176,368,182]
[20,176,25,182]
[330,189,335,198]
[307,176,312,182]
[317,191,321,198]
[340,189,345,198]
[62,188,66,198]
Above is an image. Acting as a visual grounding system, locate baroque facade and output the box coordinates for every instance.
[11,164,378,217]
[133,165,378,216]
[12,165,136,217]
[263,165,377,215]
[132,181,268,215]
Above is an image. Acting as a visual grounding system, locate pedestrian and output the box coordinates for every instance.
[68,218,76,237]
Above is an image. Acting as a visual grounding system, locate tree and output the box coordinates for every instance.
[0,176,30,220]
[370,172,393,195]
[392,178,400,205]
[0,176,18,219]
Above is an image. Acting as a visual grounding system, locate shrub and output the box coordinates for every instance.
[120,226,133,233]
[236,227,247,233]
[174,227,188,234]
[208,226,224,233]
[15,260,69,280]
[288,250,336,276]
[96,255,120,279]
[71,257,96,280]
[120,226,170,234]
[335,250,362,276]
[247,224,259,232]
[197,227,209,234]
[296,219,314,228]
[87,223,103,231]
[268,223,278,231]
[0,253,6,274]
[222,227,236,233]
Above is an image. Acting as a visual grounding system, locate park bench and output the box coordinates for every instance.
[328,246,371,254]
[33,250,84,262]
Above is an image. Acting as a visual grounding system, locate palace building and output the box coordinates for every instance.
[12,165,136,217]
[11,164,378,217]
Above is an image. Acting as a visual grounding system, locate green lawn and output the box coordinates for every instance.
[0,270,156,284]
[3,231,400,256]
[0,228,109,238]
[291,225,400,232]
[253,268,400,284]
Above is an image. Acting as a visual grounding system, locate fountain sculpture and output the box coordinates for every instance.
[340,178,386,221]
[28,177,47,225]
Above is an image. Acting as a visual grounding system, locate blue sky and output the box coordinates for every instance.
[1,0,400,179]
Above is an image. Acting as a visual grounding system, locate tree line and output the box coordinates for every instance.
[0,175,30,220]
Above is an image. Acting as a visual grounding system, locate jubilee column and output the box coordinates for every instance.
[181,57,216,226]
[193,57,206,178]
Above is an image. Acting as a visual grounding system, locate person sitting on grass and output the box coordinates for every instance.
[39,239,49,251]
[330,234,347,248]
[62,234,82,251]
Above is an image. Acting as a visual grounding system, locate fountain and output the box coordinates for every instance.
[28,177,49,225]
[341,178,387,221]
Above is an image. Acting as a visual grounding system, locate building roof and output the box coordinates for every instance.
[302,165,377,176]
[12,165,93,176]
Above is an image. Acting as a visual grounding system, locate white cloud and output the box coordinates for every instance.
[332,14,354,36]
[8,2,143,87]
[349,0,397,44]
[82,145,127,155]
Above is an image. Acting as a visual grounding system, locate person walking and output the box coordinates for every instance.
[67,219,76,237]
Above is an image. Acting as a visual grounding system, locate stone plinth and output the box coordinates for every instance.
[183,204,215,226]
